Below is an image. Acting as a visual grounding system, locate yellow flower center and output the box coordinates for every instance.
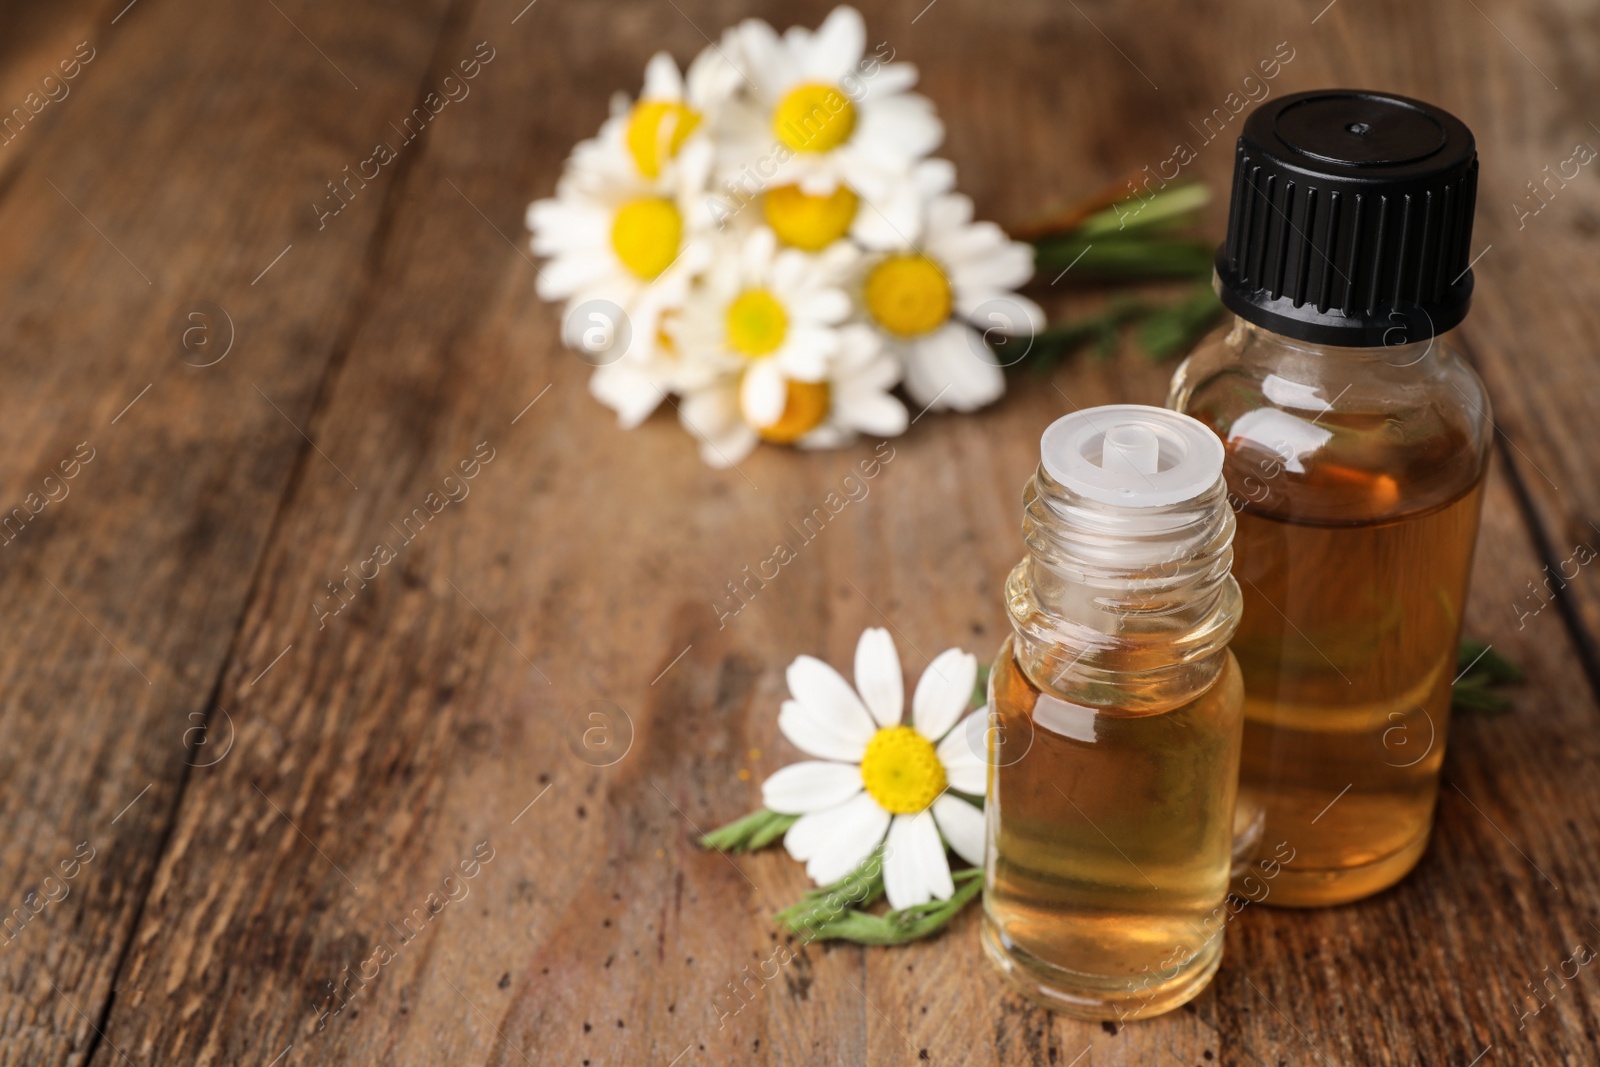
[773,83,857,153]
[625,100,701,178]
[757,380,830,443]
[864,254,953,338]
[860,727,947,815]
[764,184,859,251]
[610,197,683,280]
[725,288,789,358]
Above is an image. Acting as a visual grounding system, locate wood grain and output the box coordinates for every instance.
[0,0,462,1061]
[0,0,1593,1064]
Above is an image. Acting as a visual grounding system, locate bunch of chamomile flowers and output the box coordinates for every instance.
[527,6,1040,467]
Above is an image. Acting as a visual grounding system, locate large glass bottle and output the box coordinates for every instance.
[982,405,1244,1020]
[1169,90,1491,907]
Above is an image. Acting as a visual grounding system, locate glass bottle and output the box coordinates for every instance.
[1168,89,1491,907]
[981,405,1244,1020]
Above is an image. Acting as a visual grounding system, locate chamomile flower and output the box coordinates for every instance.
[719,8,941,243]
[672,226,856,427]
[526,135,715,382]
[676,321,906,467]
[761,628,986,910]
[576,40,745,184]
[860,186,1045,413]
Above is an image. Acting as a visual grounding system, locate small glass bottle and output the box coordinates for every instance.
[1169,90,1491,907]
[981,405,1244,1020]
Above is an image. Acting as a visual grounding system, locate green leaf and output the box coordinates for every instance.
[973,662,991,708]
[698,808,798,853]
[788,868,984,945]
[775,847,888,931]
[1452,638,1523,715]
[747,812,798,850]
[1458,639,1524,684]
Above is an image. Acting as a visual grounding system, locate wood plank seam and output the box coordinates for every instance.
[1493,433,1600,702]
[1459,334,1600,711]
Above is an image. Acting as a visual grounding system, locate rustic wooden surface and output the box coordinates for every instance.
[0,0,1596,1063]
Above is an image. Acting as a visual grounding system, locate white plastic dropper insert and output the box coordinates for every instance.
[1039,404,1224,508]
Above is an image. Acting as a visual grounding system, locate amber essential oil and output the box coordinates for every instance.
[1219,402,1484,904]
[985,643,1243,1018]
[1169,87,1490,906]
[981,407,1244,1019]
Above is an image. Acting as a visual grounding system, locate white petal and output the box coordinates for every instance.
[955,290,1046,339]
[679,384,760,468]
[902,322,1005,413]
[537,253,613,301]
[932,794,986,867]
[761,760,864,814]
[854,95,942,157]
[882,815,923,909]
[739,360,788,426]
[641,51,684,100]
[779,698,872,762]
[671,142,718,208]
[783,796,853,861]
[679,381,740,437]
[833,385,907,437]
[913,649,978,742]
[850,183,922,250]
[792,287,852,324]
[686,30,745,109]
[786,654,877,742]
[807,6,865,79]
[737,19,795,99]
[931,219,1013,268]
[588,362,667,430]
[927,192,974,232]
[910,812,957,902]
[915,158,957,196]
[775,326,836,380]
[744,226,779,275]
[697,423,759,469]
[834,322,888,368]
[936,711,989,795]
[948,242,1037,297]
[793,166,844,197]
[853,627,903,728]
[884,811,953,909]
[865,62,918,98]
[796,423,851,451]
[787,792,891,885]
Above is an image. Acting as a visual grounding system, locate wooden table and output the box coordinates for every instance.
[2,0,1596,1063]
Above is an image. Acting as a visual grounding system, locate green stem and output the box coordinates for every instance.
[788,867,984,945]
[1033,235,1215,282]
[698,808,798,853]
[1075,183,1212,238]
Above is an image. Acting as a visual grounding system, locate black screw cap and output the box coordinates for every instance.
[1216,89,1478,347]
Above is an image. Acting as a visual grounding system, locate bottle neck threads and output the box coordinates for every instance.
[1007,466,1240,712]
